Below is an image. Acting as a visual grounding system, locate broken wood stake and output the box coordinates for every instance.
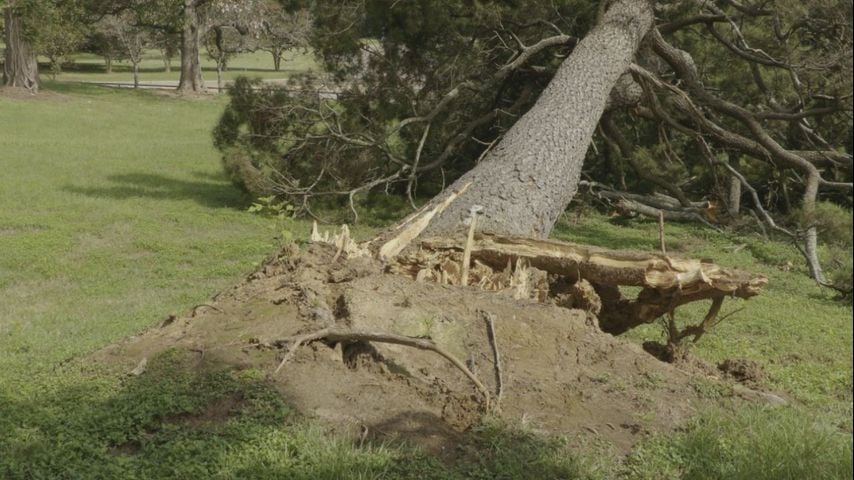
[658,210,666,254]
[460,205,484,286]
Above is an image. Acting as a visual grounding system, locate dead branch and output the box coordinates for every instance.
[614,198,721,232]
[272,326,491,409]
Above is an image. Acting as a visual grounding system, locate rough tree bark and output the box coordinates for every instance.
[177,0,206,93]
[404,0,654,239]
[2,7,39,92]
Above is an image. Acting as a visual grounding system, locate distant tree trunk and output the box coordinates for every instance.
[216,59,224,92]
[3,7,39,92]
[132,62,140,89]
[177,0,205,93]
[410,0,654,239]
[271,47,282,71]
[162,50,172,72]
[802,174,825,283]
[105,56,113,74]
[727,154,741,217]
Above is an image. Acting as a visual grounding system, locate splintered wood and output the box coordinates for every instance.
[393,233,767,337]
[309,226,767,339]
[310,222,368,259]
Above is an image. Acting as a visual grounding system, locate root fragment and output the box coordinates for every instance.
[482,311,504,410]
[272,327,491,409]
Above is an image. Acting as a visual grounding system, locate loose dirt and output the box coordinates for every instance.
[94,242,779,457]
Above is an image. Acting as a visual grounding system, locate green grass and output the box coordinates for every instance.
[553,212,853,411]
[0,82,292,388]
[623,406,853,479]
[553,211,853,479]
[1,84,851,478]
[43,48,317,84]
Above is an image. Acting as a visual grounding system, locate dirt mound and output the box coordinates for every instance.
[94,243,768,456]
[718,358,766,387]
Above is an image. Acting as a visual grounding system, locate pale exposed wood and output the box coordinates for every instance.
[310,222,368,258]
[377,181,472,261]
[415,233,766,334]
[460,206,483,286]
[421,234,764,295]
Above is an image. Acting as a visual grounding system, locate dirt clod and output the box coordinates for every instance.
[718,358,766,386]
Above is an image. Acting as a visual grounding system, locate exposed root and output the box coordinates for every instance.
[271,327,491,409]
[482,311,504,409]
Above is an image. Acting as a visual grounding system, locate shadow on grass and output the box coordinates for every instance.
[0,349,594,480]
[63,172,251,210]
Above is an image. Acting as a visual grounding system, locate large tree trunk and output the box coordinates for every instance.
[3,7,39,92]
[177,0,205,93]
[408,0,653,239]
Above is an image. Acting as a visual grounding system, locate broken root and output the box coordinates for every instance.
[271,327,492,409]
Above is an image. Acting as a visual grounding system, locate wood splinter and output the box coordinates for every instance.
[272,327,491,409]
[461,205,484,286]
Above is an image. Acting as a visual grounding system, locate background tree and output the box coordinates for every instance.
[98,12,149,88]
[84,26,123,73]
[204,24,243,92]
[3,0,40,91]
[151,30,179,72]
[125,0,263,93]
[36,2,88,79]
[256,1,310,72]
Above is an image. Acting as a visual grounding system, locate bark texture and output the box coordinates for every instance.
[3,8,39,92]
[414,0,654,238]
[177,0,205,93]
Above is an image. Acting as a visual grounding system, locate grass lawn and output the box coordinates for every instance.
[0,82,292,385]
[0,83,851,479]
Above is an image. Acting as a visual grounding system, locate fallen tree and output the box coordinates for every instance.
[293,0,768,350]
